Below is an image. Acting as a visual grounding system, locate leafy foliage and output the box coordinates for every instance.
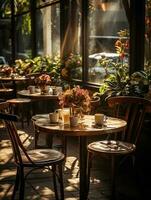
[98,29,150,100]
[61,53,82,82]
[14,55,63,85]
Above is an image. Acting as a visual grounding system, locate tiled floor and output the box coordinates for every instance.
[0,120,150,200]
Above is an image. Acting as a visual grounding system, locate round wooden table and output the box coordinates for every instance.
[0,76,29,97]
[34,114,127,200]
[17,90,58,100]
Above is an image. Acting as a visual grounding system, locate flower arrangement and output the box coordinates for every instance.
[38,73,51,83]
[14,55,62,82]
[0,65,14,77]
[36,73,51,94]
[59,86,91,115]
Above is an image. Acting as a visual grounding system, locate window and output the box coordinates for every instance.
[145,0,151,63]
[15,13,32,59]
[36,3,60,56]
[87,0,129,84]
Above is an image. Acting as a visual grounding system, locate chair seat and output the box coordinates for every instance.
[7,98,31,104]
[88,140,136,155]
[21,149,65,166]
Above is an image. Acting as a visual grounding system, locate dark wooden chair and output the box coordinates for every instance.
[87,96,151,199]
[0,101,10,128]
[0,112,65,200]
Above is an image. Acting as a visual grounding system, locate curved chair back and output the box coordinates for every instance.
[107,96,151,146]
[0,113,34,166]
[0,101,9,112]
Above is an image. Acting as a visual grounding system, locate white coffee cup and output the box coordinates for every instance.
[28,85,35,94]
[95,113,106,126]
[49,112,59,123]
[45,85,50,94]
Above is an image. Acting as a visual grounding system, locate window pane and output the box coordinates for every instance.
[0,19,11,64]
[15,13,32,59]
[145,0,151,62]
[36,4,60,56]
[15,0,30,14]
[0,1,11,18]
[88,0,129,84]
[69,1,82,80]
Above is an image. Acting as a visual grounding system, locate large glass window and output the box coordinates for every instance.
[36,3,60,56]
[0,1,11,64]
[15,13,32,59]
[87,0,129,84]
[14,0,30,14]
[145,0,151,62]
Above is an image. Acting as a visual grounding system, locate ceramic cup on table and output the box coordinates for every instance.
[28,85,35,94]
[44,85,51,94]
[35,87,41,93]
[49,112,59,123]
[95,113,106,126]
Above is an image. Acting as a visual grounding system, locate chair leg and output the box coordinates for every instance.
[52,165,59,200]
[61,136,67,157]
[86,152,93,199]
[12,167,20,200]
[46,134,53,148]
[58,164,64,200]
[19,167,25,200]
[111,156,117,200]
[34,131,39,149]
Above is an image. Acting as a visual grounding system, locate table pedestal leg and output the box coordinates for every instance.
[79,136,88,200]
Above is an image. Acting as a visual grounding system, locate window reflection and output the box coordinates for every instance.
[36,4,60,56]
[88,0,129,84]
[15,13,32,59]
[14,0,30,14]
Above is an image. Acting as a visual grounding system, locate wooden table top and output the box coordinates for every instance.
[0,76,28,81]
[18,90,58,100]
[34,114,127,137]
[0,88,13,92]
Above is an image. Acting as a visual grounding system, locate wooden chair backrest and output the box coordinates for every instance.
[107,96,151,145]
[0,113,34,166]
[0,102,9,112]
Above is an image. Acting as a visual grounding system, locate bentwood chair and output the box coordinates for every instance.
[0,112,65,200]
[87,96,151,199]
[0,101,10,128]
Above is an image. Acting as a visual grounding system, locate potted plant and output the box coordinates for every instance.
[36,73,51,95]
[14,55,62,85]
[58,86,91,125]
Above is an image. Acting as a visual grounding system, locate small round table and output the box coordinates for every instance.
[34,114,127,200]
[0,76,29,97]
[17,90,58,100]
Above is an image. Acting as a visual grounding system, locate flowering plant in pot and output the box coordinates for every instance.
[59,85,91,117]
[0,65,14,77]
[36,74,51,94]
